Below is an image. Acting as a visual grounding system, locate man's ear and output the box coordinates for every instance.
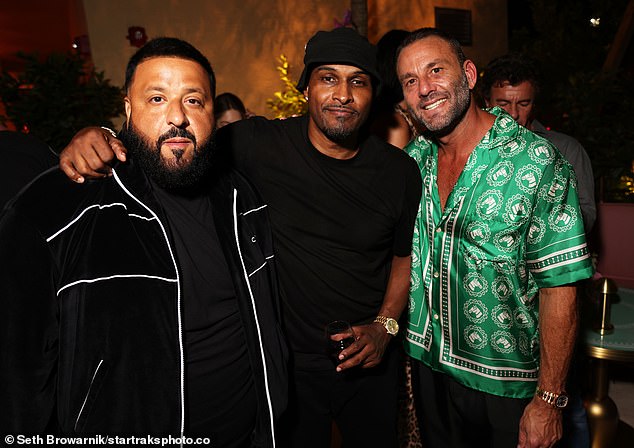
[464,60,478,90]
[124,97,131,121]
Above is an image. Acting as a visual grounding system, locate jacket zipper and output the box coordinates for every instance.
[232,189,276,447]
[113,170,186,439]
[74,359,104,431]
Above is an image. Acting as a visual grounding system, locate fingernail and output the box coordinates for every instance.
[76,176,84,183]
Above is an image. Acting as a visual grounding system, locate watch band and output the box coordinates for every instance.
[374,316,389,325]
[374,315,399,336]
[535,387,568,409]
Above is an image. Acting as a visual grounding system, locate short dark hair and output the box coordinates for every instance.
[375,29,410,109]
[479,53,540,102]
[214,92,246,119]
[396,28,466,67]
[124,37,216,98]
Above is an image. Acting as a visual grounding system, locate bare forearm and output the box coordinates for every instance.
[537,285,578,392]
[518,286,577,447]
[376,255,411,320]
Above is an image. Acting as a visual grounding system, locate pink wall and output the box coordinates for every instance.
[597,202,634,288]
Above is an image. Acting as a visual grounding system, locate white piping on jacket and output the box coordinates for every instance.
[232,189,276,447]
[242,204,267,216]
[249,262,267,277]
[74,359,104,431]
[57,274,177,296]
[111,170,186,439]
[47,203,127,242]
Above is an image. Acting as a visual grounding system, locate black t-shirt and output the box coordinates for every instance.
[220,116,422,370]
[152,184,256,446]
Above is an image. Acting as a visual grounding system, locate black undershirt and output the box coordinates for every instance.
[152,184,256,447]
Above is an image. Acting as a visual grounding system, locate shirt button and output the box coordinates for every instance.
[433,313,439,320]
[433,271,439,278]
[435,227,442,233]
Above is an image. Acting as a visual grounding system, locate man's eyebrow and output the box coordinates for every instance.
[399,58,451,81]
[184,86,208,94]
[398,71,415,82]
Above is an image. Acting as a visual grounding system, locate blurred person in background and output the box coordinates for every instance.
[479,53,595,233]
[214,92,249,129]
[371,29,421,149]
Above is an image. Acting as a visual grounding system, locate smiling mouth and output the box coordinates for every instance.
[422,98,447,111]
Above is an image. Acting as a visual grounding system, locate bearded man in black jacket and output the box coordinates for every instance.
[0,38,287,447]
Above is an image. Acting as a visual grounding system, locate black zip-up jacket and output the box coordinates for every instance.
[0,160,288,446]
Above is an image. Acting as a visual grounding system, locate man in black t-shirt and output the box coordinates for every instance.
[58,28,422,448]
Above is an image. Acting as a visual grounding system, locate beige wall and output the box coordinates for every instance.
[83,0,344,120]
[83,0,506,121]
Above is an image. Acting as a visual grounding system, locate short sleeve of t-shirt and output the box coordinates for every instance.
[214,117,262,179]
[392,155,422,257]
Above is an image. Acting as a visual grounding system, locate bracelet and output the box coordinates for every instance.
[100,126,117,138]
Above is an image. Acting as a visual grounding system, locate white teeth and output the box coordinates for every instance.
[424,98,447,110]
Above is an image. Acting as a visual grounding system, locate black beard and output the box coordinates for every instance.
[323,128,355,144]
[321,117,357,144]
[118,122,215,194]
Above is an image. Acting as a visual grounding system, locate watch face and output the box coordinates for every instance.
[386,319,399,335]
[555,395,569,408]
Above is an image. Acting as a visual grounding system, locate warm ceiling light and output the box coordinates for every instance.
[590,17,601,27]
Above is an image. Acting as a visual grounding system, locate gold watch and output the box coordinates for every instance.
[535,387,569,409]
[374,316,399,336]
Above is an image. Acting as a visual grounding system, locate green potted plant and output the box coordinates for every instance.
[0,51,123,152]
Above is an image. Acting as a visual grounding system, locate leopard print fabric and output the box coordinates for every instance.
[398,356,423,448]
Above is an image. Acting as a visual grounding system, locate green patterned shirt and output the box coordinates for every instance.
[404,108,593,399]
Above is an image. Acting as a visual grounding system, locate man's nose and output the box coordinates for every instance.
[167,101,189,128]
[333,83,353,104]
[417,76,435,98]
[507,104,519,121]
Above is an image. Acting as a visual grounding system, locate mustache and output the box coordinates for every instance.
[157,127,197,148]
[417,92,447,107]
[322,104,359,115]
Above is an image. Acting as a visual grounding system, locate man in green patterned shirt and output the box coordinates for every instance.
[396,28,593,448]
